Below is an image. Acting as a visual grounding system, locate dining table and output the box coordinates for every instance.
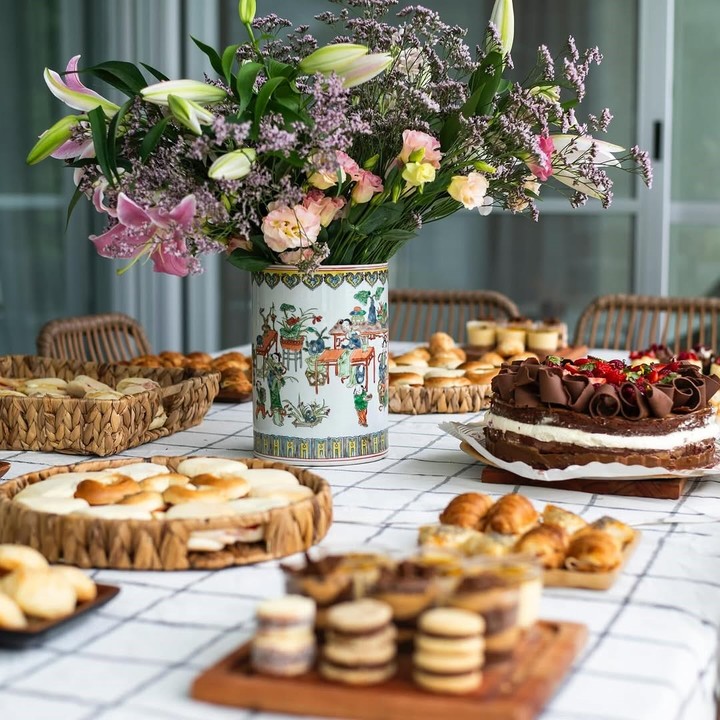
[1,352,720,720]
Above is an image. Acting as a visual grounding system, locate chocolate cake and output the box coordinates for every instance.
[484,357,720,470]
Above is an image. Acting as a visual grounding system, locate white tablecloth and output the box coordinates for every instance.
[1,401,719,719]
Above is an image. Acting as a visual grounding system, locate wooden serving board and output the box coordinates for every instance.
[542,530,641,591]
[460,442,687,499]
[192,620,587,720]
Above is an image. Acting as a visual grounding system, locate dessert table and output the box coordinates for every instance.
[0,398,719,719]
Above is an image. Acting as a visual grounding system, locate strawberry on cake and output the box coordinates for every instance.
[484,357,720,470]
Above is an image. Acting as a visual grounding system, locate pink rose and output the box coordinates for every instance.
[352,170,384,204]
[336,151,362,181]
[279,248,317,265]
[262,204,322,253]
[528,135,554,181]
[398,129,442,169]
[302,189,346,227]
[226,236,253,253]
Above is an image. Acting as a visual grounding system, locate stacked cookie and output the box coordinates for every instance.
[413,608,485,694]
[251,595,317,676]
[320,599,397,685]
[0,544,97,629]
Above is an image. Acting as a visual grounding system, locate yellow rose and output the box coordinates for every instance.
[447,172,489,209]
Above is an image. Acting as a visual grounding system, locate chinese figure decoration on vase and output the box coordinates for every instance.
[28,0,652,463]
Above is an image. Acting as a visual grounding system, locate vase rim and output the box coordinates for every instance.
[258,263,388,273]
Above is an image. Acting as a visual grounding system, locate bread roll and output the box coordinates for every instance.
[388,372,424,387]
[482,494,538,535]
[565,530,623,572]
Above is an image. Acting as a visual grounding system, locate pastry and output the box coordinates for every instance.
[176,457,249,477]
[424,375,470,388]
[479,351,505,367]
[0,568,77,620]
[237,469,300,492]
[0,544,49,573]
[0,591,27,629]
[565,529,623,572]
[110,463,170,481]
[14,497,91,514]
[388,372,424,387]
[587,516,635,547]
[413,607,484,694]
[74,476,140,505]
[428,353,463,369]
[50,566,97,602]
[417,524,484,552]
[439,492,494,528]
[465,369,500,385]
[482,494,538,535]
[428,332,456,354]
[465,320,497,349]
[542,504,587,537]
[251,595,317,677]
[319,599,396,685]
[458,361,496,373]
[462,532,513,558]
[117,491,166,513]
[163,484,228,505]
[507,352,539,363]
[526,329,560,354]
[513,525,567,569]
[191,474,250,500]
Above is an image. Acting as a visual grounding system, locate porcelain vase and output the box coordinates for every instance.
[251,264,389,465]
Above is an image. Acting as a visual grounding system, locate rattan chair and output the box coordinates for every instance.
[389,289,520,344]
[36,313,152,363]
[573,294,720,353]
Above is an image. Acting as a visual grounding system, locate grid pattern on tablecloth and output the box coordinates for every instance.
[0,400,719,720]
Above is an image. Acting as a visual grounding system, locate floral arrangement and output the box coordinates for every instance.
[28,0,652,276]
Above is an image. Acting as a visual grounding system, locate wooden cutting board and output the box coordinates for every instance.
[191,620,587,720]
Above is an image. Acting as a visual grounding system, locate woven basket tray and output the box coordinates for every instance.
[0,355,219,456]
[0,455,332,570]
[388,383,492,414]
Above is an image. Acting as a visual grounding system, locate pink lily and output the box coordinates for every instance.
[527,135,554,181]
[44,56,119,117]
[90,192,197,276]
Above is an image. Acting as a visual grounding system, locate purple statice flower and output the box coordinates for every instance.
[630,145,654,187]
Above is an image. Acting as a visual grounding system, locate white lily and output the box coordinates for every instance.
[168,95,215,135]
[298,44,369,75]
[44,55,119,117]
[208,148,257,180]
[26,114,84,165]
[551,134,624,199]
[141,80,227,106]
[488,0,514,56]
[338,53,393,88]
[238,0,256,24]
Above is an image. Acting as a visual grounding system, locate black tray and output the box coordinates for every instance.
[0,583,120,648]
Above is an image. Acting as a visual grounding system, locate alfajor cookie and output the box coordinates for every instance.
[0,591,27,629]
[251,595,317,677]
[0,568,77,620]
[0,544,49,574]
[320,599,397,686]
[413,608,484,694]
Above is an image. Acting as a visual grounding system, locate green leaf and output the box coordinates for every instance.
[221,44,240,84]
[140,62,170,82]
[235,61,263,114]
[358,202,405,234]
[140,117,170,162]
[266,59,295,79]
[65,185,85,229]
[191,36,224,78]
[254,76,287,127]
[81,61,147,95]
[561,98,580,111]
[87,106,115,183]
[107,98,134,178]
[227,251,272,272]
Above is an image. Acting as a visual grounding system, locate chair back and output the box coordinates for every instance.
[573,294,720,353]
[389,289,520,343]
[36,313,152,363]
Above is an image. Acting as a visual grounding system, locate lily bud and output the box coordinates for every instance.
[26,115,83,165]
[141,80,227,106]
[298,43,369,75]
[408,148,425,163]
[44,66,119,117]
[363,154,380,171]
[208,148,257,180]
[238,0,256,24]
[473,160,497,174]
[338,53,393,88]
[168,95,214,135]
[488,0,514,56]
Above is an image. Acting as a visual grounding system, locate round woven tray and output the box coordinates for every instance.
[388,383,492,414]
[0,455,332,570]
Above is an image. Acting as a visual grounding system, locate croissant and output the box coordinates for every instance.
[418,524,483,551]
[542,504,587,537]
[565,530,623,572]
[482,494,538,535]
[588,516,635,547]
[439,492,494,528]
[514,525,567,569]
[463,532,516,557]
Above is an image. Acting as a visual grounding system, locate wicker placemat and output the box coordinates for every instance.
[388,384,492,414]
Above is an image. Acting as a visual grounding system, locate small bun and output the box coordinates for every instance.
[464,369,499,385]
[388,372,424,387]
[497,339,525,358]
[158,351,185,367]
[394,352,428,367]
[458,361,495,372]
[186,351,213,364]
[479,351,505,367]
[428,353,463,369]
[429,332,456,353]
[424,375,471,389]
[508,352,539,363]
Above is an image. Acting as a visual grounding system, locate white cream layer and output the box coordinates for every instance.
[486,412,719,450]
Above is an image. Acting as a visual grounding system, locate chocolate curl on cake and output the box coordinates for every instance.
[514,385,540,408]
[671,376,704,413]
[493,372,516,402]
[588,384,622,418]
[618,382,650,419]
[564,375,596,413]
[705,373,720,402]
[646,385,674,417]
[538,368,569,406]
